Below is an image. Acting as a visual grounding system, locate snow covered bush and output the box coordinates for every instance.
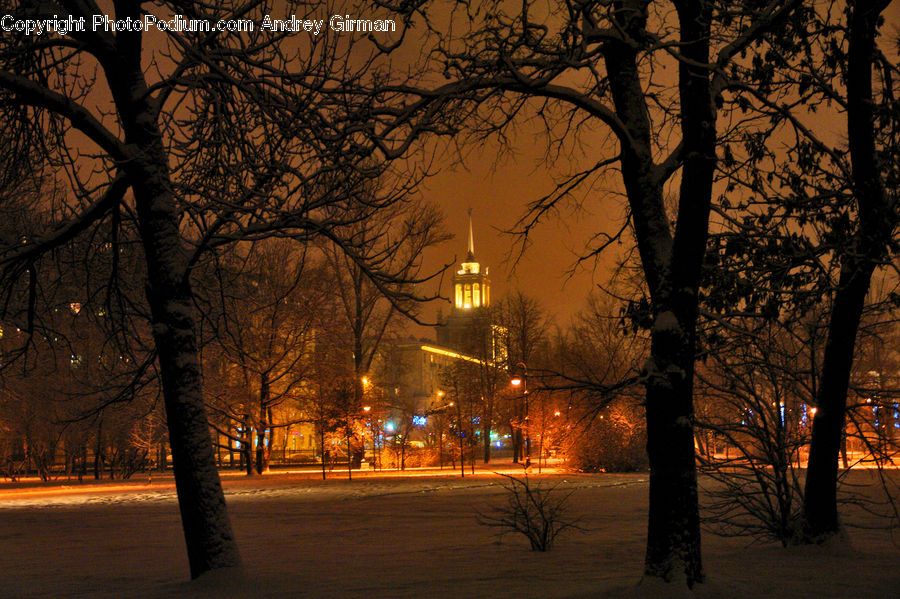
[477,473,582,551]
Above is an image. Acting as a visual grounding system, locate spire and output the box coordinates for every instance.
[466,208,475,261]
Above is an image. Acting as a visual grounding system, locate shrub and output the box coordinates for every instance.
[477,473,582,551]
[567,405,648,473]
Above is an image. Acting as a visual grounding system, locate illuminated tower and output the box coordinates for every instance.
[453,213,490,311]
[436,211,492,355]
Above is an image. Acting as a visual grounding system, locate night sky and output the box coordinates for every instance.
[419,135,626,329]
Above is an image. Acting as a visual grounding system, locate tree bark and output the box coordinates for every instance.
[802,0,893,539]
[482,397,492,464]
[320,426,327,481]
[256,374,270,475]
[102,12,240,576]
[600,0,714,585]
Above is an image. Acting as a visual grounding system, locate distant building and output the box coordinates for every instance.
[436,212,503,361]
[384,212,506,405]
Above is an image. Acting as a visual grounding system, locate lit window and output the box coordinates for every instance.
[473,283,480,307]
[464,284,472,308]
[455,283,462,308]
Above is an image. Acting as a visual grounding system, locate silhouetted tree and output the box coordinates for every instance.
[801,0,899,540]
[703,0,899,541]
[368,0,803,584]
[0,0,436,578]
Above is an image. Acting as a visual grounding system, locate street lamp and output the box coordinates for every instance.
[511,362,530,464]
[361,376,380,469]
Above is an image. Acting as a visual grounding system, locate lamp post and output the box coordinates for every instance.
[433,391,446,469]
[362,405,372,469]
[510,362,530,464]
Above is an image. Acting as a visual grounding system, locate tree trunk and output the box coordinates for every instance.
[160,440,168,472]
[346,428,352,481]
[143,247,241,575]
[243,442,253,477]
[78,445,86,482]
[840,437,849,470]
[94,417,104,480]
[803,263,875,535]
[482,398,492,464]
[98,11,240,577]
[129,106,241,580]
[643,321,703,585]
[598,0,715,585]
[256,374,270,475]
[458,430,465,478]
[320,426,327,481]
[802,0,892,540]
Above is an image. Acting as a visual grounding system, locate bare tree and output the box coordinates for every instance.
[366,1,804,584]
[802,0,899,540]
[703,0,899,541]
[0,0,437,578]
[695,317,817,545]
[199,239,323,475]
[496,292,548,463]
[477,473,583,551]
[321,199,448,408]
[498,292,549,370]
[542,291,647,464]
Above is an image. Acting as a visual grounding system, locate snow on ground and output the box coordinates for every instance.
[0,466,897,598]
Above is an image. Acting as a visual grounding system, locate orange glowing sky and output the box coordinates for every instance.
[416,138,627,332]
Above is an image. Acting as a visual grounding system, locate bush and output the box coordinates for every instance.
[477,473,582,551]
[567,405,648,473]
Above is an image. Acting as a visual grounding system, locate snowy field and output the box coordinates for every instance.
[0,467,897,598]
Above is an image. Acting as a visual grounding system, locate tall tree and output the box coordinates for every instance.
[321,199,447,407]
[371,0,802,584]
[802,0,898,539]
[704,0,899,540]
[496,291,548,463]
[0,1,432,578]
